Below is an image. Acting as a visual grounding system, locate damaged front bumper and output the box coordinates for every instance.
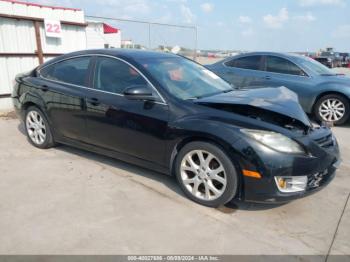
[232,126,341,203]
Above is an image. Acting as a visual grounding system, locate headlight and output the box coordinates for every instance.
[241,129,305,154]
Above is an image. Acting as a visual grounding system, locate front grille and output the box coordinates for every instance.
[308,170,328,189]
[314,134,334,148]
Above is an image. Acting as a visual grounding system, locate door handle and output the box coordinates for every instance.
[265,76,271,80]
[86,97,100,106]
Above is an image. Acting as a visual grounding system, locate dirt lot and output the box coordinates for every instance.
[0,116,349,256]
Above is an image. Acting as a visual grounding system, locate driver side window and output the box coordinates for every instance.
[94,57,148,94]
[266,56,306,76]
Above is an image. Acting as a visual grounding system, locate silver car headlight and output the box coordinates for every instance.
[241,129,305,154]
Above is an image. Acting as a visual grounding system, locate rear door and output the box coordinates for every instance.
[84,56,169,165]
[37,56,93,142]
[220,55,266,88]
[262,55,313,109]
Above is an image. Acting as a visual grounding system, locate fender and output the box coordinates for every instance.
[307,83,350,113]
[17,81,49,123]
[165,115,243,174]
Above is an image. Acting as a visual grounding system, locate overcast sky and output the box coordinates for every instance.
[31,0,350,52]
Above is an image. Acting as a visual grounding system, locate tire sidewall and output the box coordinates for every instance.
[25,106,54,149]
[314,94,350,125]
[175,141,238,207]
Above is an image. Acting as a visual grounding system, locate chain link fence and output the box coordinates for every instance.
[85,15,198,60]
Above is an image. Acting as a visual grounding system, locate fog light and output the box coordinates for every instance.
[274,176,307,193]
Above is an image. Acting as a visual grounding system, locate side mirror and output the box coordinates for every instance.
[123,85,155,101]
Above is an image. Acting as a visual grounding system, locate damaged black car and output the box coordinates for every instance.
[12,49,341,207]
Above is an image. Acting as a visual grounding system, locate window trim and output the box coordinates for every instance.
[223,55,264,72]
[38,54,167,105]
[264,55,310,78]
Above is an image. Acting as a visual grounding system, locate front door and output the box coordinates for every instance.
[263,55,314,110]
[84,56,169,165]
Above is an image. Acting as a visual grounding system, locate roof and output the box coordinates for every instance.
[85,49,178,59]
[103,23,119,34]
[239,51,303,57]
[0,0,81,11]
[39,49,179,68]
[224,51,306,62]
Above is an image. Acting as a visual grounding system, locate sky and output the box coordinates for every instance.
[29,0,350,52]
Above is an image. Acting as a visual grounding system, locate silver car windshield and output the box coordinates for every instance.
[137,57,233,100]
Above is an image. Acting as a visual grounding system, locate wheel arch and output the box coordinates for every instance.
[312,91,350,112]
[169,135,244,200]
[20,91,50,120]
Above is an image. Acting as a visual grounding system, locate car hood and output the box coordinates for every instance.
[195,86,311,128]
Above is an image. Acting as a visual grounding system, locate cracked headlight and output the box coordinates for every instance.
[241,129,305,154]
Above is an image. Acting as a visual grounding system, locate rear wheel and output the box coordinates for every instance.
[314,94,350,125]
[25,106,55,149]
[175,142,238,207]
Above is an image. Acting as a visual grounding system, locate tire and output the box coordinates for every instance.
[175,141,238,207]
[25,106,56,149]
[314,94,350,125]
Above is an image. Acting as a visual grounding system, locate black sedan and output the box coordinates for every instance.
[12,49,341,207]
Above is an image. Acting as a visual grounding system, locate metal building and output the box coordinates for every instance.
[86,21,121,49]
[0,0,87,110]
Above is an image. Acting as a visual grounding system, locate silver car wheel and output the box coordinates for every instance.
[180,150,227,201]
[319,98,346,122]
[26,111,47,145]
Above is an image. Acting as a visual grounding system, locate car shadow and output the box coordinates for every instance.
[17,123,287,213]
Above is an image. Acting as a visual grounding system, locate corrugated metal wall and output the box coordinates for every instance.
[40,24,87,53]
[86,23,106,49]
[0,17,38,96]
[0,0,85,23]
[0,0,87,109]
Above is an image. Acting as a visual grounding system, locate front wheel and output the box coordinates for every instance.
[314,94,350,125]
[175,142,238,207]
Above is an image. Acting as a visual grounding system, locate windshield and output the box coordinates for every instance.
[297,56,335,75]
[137,57,233,100]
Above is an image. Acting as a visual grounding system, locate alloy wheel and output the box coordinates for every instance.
[180,150,227,201]
[319,98,346,122]
[26,111,47,145]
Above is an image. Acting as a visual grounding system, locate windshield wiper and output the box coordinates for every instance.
[320,73,336,76]
[186,89,234,101]
[186,97,199,101]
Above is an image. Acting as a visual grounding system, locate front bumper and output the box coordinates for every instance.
[232,127,340,203]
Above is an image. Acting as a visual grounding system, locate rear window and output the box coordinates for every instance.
[225,56,262,70]
[40,57,91,86]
